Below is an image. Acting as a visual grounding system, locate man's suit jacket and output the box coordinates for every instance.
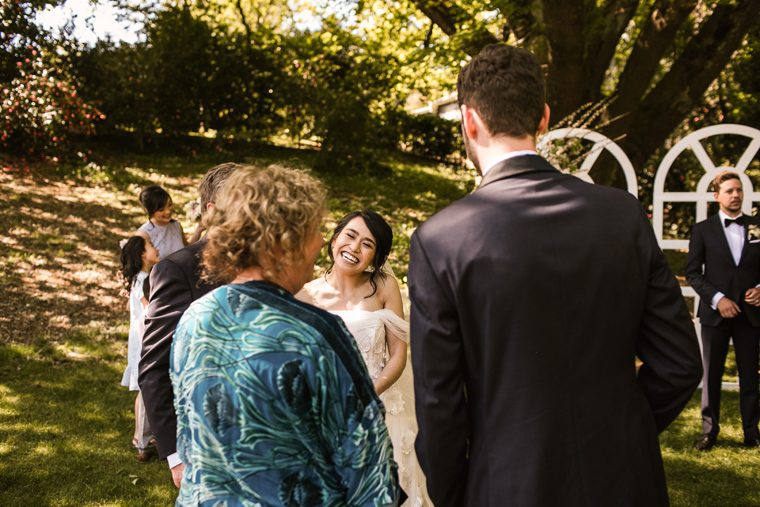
[408,155,702,507]
[685,213,760,327]
[139,238,221,460]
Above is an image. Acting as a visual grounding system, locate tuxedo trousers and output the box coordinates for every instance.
[701,312,760,440]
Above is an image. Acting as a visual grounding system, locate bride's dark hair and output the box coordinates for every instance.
[326,210,393,298]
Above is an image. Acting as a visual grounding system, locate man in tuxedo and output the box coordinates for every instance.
[685,170,760,451]
[139,162,240,487]
[408,44,702,507]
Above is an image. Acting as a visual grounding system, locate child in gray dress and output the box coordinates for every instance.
[137,185,204,258]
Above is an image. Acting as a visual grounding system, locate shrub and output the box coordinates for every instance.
[0,52,103,161]
[384,107,461,161]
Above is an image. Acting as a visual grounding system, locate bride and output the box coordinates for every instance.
[298,210,432,506]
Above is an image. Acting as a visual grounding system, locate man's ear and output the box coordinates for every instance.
[536,103,551,137]
[461,105,479,140]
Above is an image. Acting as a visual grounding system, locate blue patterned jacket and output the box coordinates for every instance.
[171,281,402,507]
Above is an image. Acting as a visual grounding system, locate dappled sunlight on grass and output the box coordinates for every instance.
[6,149,758,505]
[0,173,135,345]
[0,162,212,348]
[0,148,474,504]
[661,390,760,506]
[0,340,177,506]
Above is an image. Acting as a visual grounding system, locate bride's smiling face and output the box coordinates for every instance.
[332,217,377,273]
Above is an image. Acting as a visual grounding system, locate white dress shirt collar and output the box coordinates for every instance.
[718,209,745,266]
[481,150,539,177]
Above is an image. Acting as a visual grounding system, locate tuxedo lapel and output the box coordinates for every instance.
[478,155,558,189]
[738,217,757,266]
[709,214,737,265]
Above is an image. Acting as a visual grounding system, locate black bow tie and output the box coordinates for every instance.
[725,216,745,228]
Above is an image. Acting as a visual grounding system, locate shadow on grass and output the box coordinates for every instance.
[0,162,211,346]
[0,343,176,507]
[661,390,760,506]
[0,178,135,344]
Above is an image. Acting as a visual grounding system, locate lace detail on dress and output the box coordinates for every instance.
[345,317,387,380]
[381,384,404,415]
[332,309,433,507]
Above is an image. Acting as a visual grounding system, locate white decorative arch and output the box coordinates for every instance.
[537,128,638,197]
[653,124,760,250]
[652,124,760,390]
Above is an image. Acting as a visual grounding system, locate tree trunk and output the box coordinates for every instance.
[410,0,760,190]
[607,0,760,178]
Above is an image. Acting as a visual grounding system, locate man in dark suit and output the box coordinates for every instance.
[139,162,240,487]
[685,170,760,451]
[408,44,702,507]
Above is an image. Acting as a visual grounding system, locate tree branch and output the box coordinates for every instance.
[412,0,499,56]
[502,0,539,43]
[585,0,641,95]
[414,0,460,36]
[235,0,254,43]
[614,0,698,114]
[616,0,760,170]
[424,19,434,49]
[541,0,596,120]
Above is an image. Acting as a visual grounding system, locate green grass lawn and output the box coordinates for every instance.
[1,146,759,505]
[0,325,176,506]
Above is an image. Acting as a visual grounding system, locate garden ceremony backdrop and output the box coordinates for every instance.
[1,1,760,505]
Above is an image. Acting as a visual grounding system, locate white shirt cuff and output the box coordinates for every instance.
[711,292,725,310]
[167,452,182,469]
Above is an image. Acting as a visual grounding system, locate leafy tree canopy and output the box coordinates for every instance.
[372,0,760,184]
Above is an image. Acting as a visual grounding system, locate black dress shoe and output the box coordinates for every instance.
[743,438,760,448]
[694,434,716,451]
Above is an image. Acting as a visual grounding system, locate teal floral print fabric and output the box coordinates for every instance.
[171,281,402,507]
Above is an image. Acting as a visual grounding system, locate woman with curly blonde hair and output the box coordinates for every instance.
[171,164,405,507]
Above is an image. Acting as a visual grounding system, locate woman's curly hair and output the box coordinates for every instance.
[201,164,326,284]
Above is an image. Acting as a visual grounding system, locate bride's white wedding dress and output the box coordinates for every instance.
[332,309,432,507]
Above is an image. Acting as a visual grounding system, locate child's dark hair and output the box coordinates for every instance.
[139,185,171,218]
[119,235,145,295]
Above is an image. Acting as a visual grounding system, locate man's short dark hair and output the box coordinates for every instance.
[199,163,242,213]
[712,170,741,193]
[457,44,546,139]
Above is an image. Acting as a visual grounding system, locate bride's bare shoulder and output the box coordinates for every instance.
[377,273,403,312]
[377,272,400,292]
[296,277,327,304]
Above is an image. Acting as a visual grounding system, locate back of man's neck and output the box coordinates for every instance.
[480,150,538,177]
[478,136,538,177]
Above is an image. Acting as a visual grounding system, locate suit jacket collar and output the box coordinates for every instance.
[478,154,559,189]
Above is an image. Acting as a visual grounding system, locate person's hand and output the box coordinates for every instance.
[717,297,741,318]
[171,463,185,488]
[746,288,760,306]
